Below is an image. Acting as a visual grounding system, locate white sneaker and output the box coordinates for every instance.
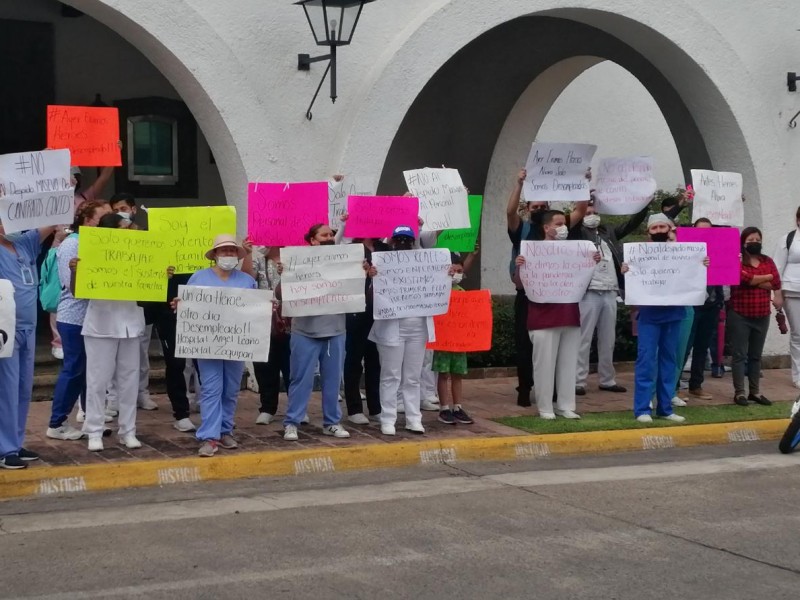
[405,422,425,434]
[51,347,64,360]
[556,409,581,419]
[671,396,688,407]
[284,424,299,441]
[347,413,369,425]
[381,424,396,436]
[323,424,351,438]
[76,408,85,423]
[137,396,158,410]
[420,399,440,411]
[660,413,686,423]
[636,414,653,423]
[46,424,84,440]
[301,413,310,424]
[255,412,274,425]
[539,412,557,420]
[120,434,142,449]
[87,437,103,452]
[174,418,196,432]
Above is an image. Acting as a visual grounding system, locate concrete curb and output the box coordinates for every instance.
[0,419,789,501]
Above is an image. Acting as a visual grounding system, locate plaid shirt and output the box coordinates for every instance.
[730,256,781,318]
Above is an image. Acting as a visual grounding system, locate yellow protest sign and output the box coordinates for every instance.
[147,206,237,273]
[75,228,171,301]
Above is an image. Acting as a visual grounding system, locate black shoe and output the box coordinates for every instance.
[453,406,474,424]
[438,409,456,425]
[599,384,627,393]
[711,367,723,378]
[748,394,772,406]
[734,395,748,406]
[575,386,586,396]
[18,448,40,462]
[0,455,27,470]
[517,390,532,407]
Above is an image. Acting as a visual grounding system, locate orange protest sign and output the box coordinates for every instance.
[427,290,493,353]
[46,105,121,167]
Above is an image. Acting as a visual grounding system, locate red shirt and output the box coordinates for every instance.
[730,256,781,318]
[527,301,580,330]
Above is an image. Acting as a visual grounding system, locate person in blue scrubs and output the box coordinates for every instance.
[0,221,57,469]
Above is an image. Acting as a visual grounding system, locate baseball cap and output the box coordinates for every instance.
[391,225,415,239]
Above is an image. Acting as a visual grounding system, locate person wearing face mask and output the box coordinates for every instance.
[109,193,139,227]
[514,210,600,420]
[728,227,782,406]
[574,198,649,396]
[772,206,800,389]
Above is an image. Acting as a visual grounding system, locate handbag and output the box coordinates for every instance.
[776,309,789,335]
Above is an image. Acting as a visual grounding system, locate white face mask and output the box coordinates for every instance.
[452,273,464,284]
[583,214,601,229]
[116,212,132,222]
[216,256,239,271]
[554,225,569,240]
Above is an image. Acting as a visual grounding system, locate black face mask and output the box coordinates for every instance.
[745,242,762,255]
[392,238,414,250]
[319,240,335,246]
[650,232,670,242]
[530,211,545,225]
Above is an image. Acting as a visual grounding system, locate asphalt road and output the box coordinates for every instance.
[1,442,799,599]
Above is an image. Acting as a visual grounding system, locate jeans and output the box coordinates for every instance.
[48,322,87,428]
[344,313,381,417]
[728,309,769,397]
[252,334,291,416]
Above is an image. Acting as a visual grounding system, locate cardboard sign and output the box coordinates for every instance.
[593,156,657,215]
[46,105,121,167]
[427,289,492,352]
[623,242,708,306]
[175,285,273,361]
[524,142,596,202]
[0,149,73,234]
[248,182,328,246]
[75,227,171,302]
[328,175,374,228]
[403,168,471,231]
[676,227,740,285]
[0,279,15,358]
[519,241,598,303]
[147,206,237,274]
[279,244,366,317]
[344,195,419,240]
[371,249,452,319]
[436,195,483,253]
[691,170,744,227]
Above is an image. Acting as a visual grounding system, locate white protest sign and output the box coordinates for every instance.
[175,285,273,361]
[280,244,366,317]
[691,170,743,227]
[0,279,15,358]
[623,242,707,306]
[372,248,452,319]
[519,241,597,303]
[593,156,657,215]
[403,168,470,232]
[0,149,73,234]
[523,142,596,203]
[328,175,374,228]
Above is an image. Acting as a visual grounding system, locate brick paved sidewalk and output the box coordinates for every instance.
[23,368,798,467]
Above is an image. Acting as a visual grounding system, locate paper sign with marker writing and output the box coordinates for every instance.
[372,249,452,319]
[436,195,483,253]
[691,170,743,227]
[75,227,171,302]
[328,176,374,227]
[279,244,366,317]
[426,289,493,352]
[344,196,419,239]
[148,206,237,273]
[0,149,73,234]
[519,241,598,303]
[46,105,121,167]
[175,285,272,361]
[403,168,470,232]
[623,242,707,306]
[524,142,596,203]
[0,279,16,358]
[593,156,657,215]
[676,227,739,285]
[248,182,328,246]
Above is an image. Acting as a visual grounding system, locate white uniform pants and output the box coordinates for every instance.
[377,335,427,428]
[83,336,140,438]
[420,349,438,401]
[107,324,153,409]
[783,295,800,385]
[576,290,618,388]
[531,327,580,415]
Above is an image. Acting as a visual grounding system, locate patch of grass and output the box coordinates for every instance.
[495,402,792,435]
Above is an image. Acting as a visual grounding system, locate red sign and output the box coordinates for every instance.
[47,105,121,167]
[427,290,493,352]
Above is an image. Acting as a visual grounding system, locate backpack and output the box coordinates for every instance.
[39,233,76,313]
[788,230,796,250]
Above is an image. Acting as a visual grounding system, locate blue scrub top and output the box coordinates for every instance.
[188,268,256,290]
[0,231,42,331]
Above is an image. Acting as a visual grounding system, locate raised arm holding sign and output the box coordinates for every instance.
[593,156,657,215]
[403,168,470,231]
[344,195,419,240]
[690,170,744,227]
[248,182,328,246]
[46,105,122,167]
[328,175,374,227]
[523,142,596,203]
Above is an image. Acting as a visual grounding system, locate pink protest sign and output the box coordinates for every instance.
[676,226,740,285]
[344,195,420,239]
[248,182,328,246]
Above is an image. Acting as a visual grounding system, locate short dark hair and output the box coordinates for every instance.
[110,192,136,207]
[693,217,712,227]
[450,252,463,265]
[304,223,326,244]
[99,213,125,229]
[541,210,565,227]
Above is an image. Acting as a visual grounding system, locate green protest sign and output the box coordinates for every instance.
[436,195,482,253]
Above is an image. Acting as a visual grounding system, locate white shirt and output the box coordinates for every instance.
[81,300,146,339]
[774,229,800,294]
[588,238,618,292]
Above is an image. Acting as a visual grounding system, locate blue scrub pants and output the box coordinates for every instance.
[49,322,86,428]
[634,320,681,417]
[284,333,344,428]
[195,359,245,442]
[0,328,35,458]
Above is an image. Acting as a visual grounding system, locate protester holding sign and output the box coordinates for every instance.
[772,208,800,389]
[729,227,782,406]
